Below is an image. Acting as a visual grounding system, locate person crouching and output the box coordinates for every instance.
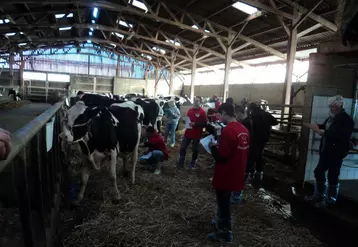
[208,103,250,244]
[140,126,168,175]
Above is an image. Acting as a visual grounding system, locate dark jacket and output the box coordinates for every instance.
[250,109,278,144]
[319,109,354,159]
[241,117,253,139]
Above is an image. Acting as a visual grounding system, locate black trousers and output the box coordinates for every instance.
[248,142,266,173]
[314,153,343,186]
[216,190,232,231]
[156,120,162,133]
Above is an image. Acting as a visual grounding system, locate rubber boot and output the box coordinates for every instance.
[326,183,340,205]
[305,181,327,205]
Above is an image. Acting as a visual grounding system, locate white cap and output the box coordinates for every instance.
[328,95,344,108]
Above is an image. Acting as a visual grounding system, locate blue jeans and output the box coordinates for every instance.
[178,136,200,167]
[140,150,165,166]
[164,121,178,145]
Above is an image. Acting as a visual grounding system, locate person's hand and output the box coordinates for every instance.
[0,128,11,160]
[190,122,195,127]
[209,141,218,148]
[303,123,319,131]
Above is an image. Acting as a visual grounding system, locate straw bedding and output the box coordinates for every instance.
[60,131,325,247]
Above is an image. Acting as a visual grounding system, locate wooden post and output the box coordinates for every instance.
[223,35,233,101]
[169,52,175,95]
[190,52,197,103]
[154,67,159,97]
[282,9,300,121]
[9,53,14,86]
[116,55,121,77]
[19,52,25,96]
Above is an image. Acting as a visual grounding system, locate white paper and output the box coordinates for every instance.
[46,116,55,152]
[65,98,70,107]
[184,116,192,129]
[140,152,153,160]
[200,135,217,154]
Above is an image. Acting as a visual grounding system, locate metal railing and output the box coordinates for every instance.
[0,102,66,247]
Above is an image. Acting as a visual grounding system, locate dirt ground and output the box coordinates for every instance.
[59,130,325,247]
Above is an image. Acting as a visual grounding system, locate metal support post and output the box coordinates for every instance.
[19,52,25,95]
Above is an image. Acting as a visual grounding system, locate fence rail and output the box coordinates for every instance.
[0,102,66,247]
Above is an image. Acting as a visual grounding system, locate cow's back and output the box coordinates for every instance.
[110,105,141,152]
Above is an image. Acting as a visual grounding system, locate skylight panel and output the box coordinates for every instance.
[89,31,93,36]
[152,46,166,55]
[55,13,73,19]
[129,0,148,13]
[117,20,134,28]
[18,42,27,46]
[112,32,125,39]
[87,40,92,44]
[232,2,258,15]
[5,32,16,36]
[142,54,152,60]
[165,39,180,47]
[59,26,72,31]
[4,19,10,23]
[93,8,99,18]
[92,20,96,24]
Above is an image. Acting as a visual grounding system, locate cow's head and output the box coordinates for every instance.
[59,101,100,143]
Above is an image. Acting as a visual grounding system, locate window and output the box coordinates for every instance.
[92,20,96,24]
[165,39,180,46]
[152,46,166,55]
[87,40,92,44]
[117,20,134,28]
[24,71,46,81]
[232,2,258,15]
[59,27,72,31]
[129,0,148,12]
[89,31,93,36]
[48,73,70,82]
[192,25,210,33]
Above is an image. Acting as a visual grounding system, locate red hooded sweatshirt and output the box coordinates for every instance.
[147,132,169,160]
[211,122,249,192]
[184,107,207,140]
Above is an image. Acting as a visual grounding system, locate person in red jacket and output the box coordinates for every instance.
[208,103,250,243]
[140,126,168,175]
[207,108,220,122]
[178,96,207,169]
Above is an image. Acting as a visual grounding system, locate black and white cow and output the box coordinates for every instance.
[8,89,22,101]
[60,101,144,203]
[133,98,160,127]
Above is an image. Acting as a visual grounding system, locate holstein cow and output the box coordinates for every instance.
[8,89,22,101]
[60,100,144,203]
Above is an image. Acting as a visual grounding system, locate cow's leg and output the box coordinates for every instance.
[121,153,130,177]
[109,149,121,202]
[76,165,90,204]
[131,122,142,184]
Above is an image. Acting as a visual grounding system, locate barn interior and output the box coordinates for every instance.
[1,0,358,246]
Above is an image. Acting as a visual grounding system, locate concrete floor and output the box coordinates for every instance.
[0,102,51,133]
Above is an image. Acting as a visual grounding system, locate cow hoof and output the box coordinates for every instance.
[122,170,130,177]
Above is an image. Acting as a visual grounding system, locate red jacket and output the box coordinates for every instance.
[184,107,207,140]
[147,133,168,160]
[212,122,250,191]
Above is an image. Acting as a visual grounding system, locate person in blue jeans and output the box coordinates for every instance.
[164,100,181,147]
